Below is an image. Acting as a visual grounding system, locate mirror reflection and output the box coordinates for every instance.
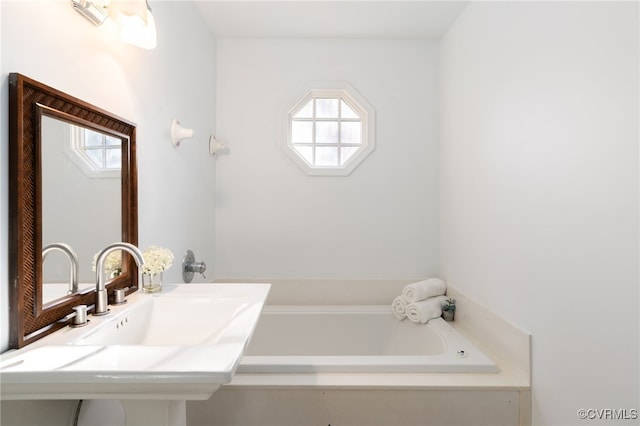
[41,115,122,305]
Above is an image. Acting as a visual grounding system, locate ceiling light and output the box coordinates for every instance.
[112,0,157,50]
[71,0,157,49]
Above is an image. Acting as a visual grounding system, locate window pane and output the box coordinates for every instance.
[292,121,313,143]
[294,145,313,164]
[105,147,122,169]
[316,121,339,143]
[84,130,104,147]
[341,100,359,119]
[86,149,104,168]
[341,122,362,144]
[106,136,122,146]
[315,147,339,166]
[341,147,359,165]
[316,98,339,118]
[293,100,314,118]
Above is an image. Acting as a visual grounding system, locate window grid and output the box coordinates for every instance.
[63,125,122,179]
[284,84,375,176]
[83,144,121,170]
[74,127,121,171]
[291,97,363,167]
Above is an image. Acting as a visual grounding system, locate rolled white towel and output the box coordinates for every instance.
[402,278,446,303]
[392,295,408,321]
[406,295,448,324]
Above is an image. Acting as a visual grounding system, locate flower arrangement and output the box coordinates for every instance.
[141,245,174,276]
[92,250,122,277]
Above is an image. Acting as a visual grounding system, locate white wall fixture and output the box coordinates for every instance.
[172,122,224,157]
[171,119,195,147]
[71,0,157,49]
[209,136,227,157]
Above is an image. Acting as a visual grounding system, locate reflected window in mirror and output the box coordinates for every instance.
[68,125,122,178]
[41,116,124,306]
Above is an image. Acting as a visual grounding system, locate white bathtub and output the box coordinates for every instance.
[239,305,498,374]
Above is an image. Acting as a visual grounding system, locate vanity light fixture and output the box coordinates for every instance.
[71,0,157,50]
[71,0,110,26]
[111,0,157,50]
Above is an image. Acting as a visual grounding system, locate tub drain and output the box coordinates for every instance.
[457,350,468,358]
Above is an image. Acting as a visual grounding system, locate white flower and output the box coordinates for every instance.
[92,250,122,276]
[141,246,174,276]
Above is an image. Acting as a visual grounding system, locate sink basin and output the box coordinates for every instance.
[71,294,247,346]
[0,283,270,401]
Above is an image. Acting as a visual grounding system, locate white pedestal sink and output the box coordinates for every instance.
[0,283,270,426]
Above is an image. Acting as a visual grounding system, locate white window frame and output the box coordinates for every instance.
[63,124,121,179]
[284,82,376,176]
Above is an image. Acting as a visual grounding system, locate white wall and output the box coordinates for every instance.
[440,2,639,425]
[215,39,439,280]
[0,0,216,351]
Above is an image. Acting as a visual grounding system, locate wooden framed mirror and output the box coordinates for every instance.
[8,73,138,348]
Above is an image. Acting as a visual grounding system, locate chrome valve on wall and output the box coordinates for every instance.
[182,250,207,283]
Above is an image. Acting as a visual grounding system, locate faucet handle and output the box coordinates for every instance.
[71,305,88,327]
[182,250,207,283]
[113,288,128,305]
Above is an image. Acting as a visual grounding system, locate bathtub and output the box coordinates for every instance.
[239,305,498,374]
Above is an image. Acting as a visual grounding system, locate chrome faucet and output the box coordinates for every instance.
[42,243,79,295]
[94,242,145,316]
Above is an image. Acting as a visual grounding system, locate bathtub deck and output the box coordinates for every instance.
[226,362,528,390]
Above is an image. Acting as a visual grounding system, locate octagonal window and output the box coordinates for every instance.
[285,84,375,176]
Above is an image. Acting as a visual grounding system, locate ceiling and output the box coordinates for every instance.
[192,1,470,39]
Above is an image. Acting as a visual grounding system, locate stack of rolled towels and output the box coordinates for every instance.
[392,278,447,324]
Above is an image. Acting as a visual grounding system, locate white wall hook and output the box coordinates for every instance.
[209,136,227,156]
[171,119,194,147]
